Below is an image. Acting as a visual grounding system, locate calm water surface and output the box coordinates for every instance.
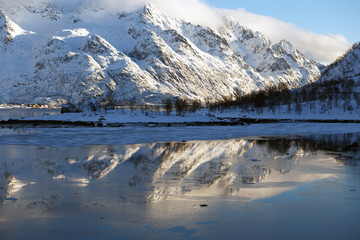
[0,132,360,239]
[0,110,360,239]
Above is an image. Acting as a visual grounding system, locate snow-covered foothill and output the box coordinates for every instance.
[318,43,360,83]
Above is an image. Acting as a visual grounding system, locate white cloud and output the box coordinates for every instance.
[219,8,351,64]
[0,0,352,63]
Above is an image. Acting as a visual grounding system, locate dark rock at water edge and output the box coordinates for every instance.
[60,103,82,113]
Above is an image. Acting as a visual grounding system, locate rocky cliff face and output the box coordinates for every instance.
[0,4,322,108]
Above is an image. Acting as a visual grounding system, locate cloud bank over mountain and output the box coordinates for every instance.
[0,0,352,63]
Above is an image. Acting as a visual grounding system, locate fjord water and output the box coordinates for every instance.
[0,126,360,239]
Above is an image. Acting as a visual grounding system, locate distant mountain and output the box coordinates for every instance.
[296,42,360,104]
[0,3,322,108]
[318,42,360,83]
[210,42,360,117]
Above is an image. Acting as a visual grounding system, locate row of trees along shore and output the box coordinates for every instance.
[208,77,360,114]
[151,76,360,115]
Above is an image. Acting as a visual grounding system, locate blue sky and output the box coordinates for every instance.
[204,0,359,44]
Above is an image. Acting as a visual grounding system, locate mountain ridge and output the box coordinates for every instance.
[319,43,360,82]
[0,4,322,108]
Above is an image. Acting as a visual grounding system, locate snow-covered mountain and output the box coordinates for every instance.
[290,42,360,113]
[318,43,360,83]
[0,10,27,43]
[0,3,322,108]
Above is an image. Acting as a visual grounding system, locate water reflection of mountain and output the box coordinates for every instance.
[256,133,360,153]
[0,133,359,205]
[255,133,360,166]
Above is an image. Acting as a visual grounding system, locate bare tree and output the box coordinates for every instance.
[163,98,173,116]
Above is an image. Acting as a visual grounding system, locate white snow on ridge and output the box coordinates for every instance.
[319,43,360,82]
[0,10,28,42]
[0,4,322,108]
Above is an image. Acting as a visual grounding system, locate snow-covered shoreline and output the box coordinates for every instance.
[0,108,358,128]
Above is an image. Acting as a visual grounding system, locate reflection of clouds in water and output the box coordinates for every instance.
[1,133,356,207]
[0,132,358,222]
[0,132,359,239]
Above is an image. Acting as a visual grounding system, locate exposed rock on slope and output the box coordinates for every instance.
[319,43,360,82]
[0,4,322,108]
[221,19,321,87]
[0,10,27,43]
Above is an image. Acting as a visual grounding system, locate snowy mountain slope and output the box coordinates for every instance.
[221,18,321,87]
[1,1,63,28]
[0,4,322,108]
[318,43,360,82]
[0,10,28,43]
[214,43,360,119]
[287,42,360,113]
[0,10,38,103]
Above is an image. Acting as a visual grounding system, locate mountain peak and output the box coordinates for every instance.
[224,17,242,31]
[143,4,157,12]
[0,10,27,43]
[137,4,177,30]
[277,40,295,51]
[0,4,322,108]
[140,4,162,19]
[223,17,269,44]
[272,39,301,60]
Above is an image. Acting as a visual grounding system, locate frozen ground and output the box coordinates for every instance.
[17,107,360,127]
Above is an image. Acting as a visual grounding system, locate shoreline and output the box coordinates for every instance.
[1,117,360,128]
[1,108,360,128]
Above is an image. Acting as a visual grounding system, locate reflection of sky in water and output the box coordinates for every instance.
[0,133,359,239]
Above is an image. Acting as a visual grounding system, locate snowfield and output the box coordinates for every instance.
[17,104,360,126]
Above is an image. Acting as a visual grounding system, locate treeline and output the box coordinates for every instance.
[208,84,291,112]
[162,98,202,116]
[207,77,360,114]
[108,76,359,116]
[98,71,359,116]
